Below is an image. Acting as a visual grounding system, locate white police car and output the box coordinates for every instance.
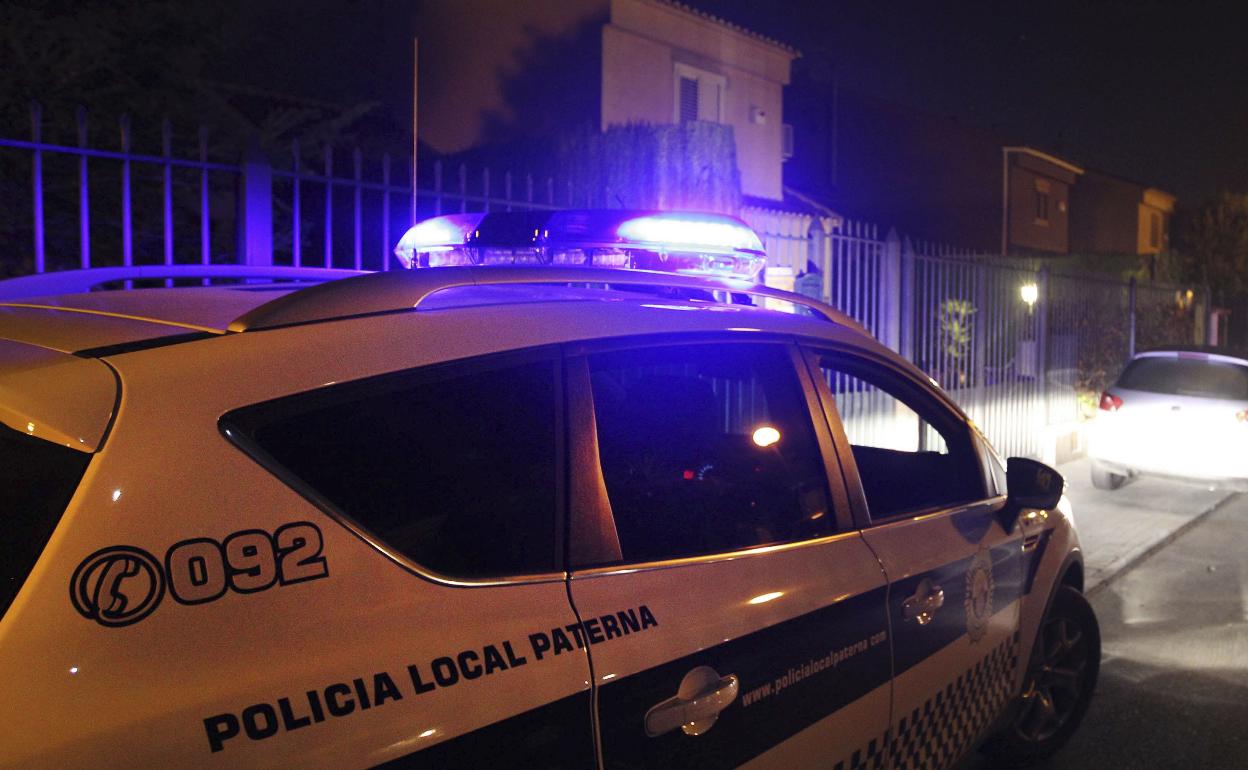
[0,210,1097,768]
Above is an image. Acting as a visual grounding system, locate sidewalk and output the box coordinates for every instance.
[1056,457,1238,594]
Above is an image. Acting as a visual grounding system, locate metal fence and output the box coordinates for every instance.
[800,231,1206,459]
[0,106,1210,461]
[0,104,593,277]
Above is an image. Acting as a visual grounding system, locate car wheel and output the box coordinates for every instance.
[1090,463,1125,490]
[983,586,1101,765]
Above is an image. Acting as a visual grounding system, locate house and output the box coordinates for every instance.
[417,0,797,205]
[601,0,798,201]
[1001,146,1083,256]
[785,86,1176,260]
[415,0,825,284]
[786,87,1083,255]
[1070,169,1175,259]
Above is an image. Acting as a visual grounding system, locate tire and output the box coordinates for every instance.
[1090,463,1125,490]
[982,586,1101,766]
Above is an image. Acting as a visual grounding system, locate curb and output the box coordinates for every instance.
[1086,491,1242,597]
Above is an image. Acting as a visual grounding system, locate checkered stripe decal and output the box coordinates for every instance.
[890,635,1020,770]
[827,634,1020,770]
[831,732,889,770]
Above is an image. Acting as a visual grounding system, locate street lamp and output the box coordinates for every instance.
[1020,282,1038,308]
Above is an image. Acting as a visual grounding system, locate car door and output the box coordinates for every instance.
[803,346,1024,770]
[564,338,893,769]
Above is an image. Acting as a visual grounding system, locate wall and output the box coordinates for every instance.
[1070,170,1139,254]
[1138,187,1175,254]
[601,0,794,201]
[1070,170,1175,256]
[1006,152,1077,254]
[787,89,1005,253]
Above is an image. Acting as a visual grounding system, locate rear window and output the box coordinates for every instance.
[1,426,91,619]
[1117,357,1248,400]
[223,355,560,579]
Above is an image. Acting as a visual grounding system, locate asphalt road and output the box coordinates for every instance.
[962,490,1248,769]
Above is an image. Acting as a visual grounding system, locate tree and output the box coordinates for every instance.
[1171,193,1248,306]
[0,1,224,137]
[0,1,378,274]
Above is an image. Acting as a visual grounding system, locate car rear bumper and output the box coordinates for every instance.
[1090,456,1248,490]
[1089,436,1248,487]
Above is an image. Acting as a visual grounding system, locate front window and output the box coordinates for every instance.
[589,342,833,562]
[813,352,985,520]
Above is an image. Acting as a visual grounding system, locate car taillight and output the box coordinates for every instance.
[1099,391,1123,412]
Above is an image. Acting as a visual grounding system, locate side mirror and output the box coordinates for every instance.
[999,457,1065,532]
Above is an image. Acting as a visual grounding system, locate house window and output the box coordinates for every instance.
[1032,178,1052,224]
[1035,191,1050,223]
[674,63,725,124]
[679,76,699,124]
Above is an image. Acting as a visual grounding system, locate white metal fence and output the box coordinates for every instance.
[0,105,1209,460]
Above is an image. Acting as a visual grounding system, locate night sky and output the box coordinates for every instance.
[103,0,1248,206]
[689,0,1248,205]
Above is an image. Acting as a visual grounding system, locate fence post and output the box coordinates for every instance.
[30,102,45,273]
[1127,276,1137,356]
[161,119,174,285]
[899,236,916,361]
[77,106,91,269]
[973,262,988,388]
[236,136,273,266]
[1204,285,1214,345]
[200,127,212,268]
[120,115,133,269]
[291,139,302,267]
[1037,267,1051,425]
[878,228,903,354]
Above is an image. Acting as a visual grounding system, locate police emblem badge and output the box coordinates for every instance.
[964,547,994,643]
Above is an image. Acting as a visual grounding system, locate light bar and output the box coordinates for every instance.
[391,210,767,282]
[615,213,764,255]
[393,213,485,269]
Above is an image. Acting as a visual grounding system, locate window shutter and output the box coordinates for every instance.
[679,76,699,124]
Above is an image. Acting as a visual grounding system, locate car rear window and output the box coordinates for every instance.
[1,425,91,619]
[1117,357,1248,400]
[223,355,560,579]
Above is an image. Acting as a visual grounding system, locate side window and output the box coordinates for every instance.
[588,342,834,563]
[224,357,559,578]
[814,352,985,520]
[1,425,91,619]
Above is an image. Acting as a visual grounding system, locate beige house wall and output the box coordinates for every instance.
[1008,160,1074,254]
[602,0,795,200]
[1137,188,1176,254]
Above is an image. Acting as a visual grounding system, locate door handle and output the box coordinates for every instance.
[902,577,944,625]
[645,665,739,738]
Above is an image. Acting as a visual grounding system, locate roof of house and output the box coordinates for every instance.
[653,0,801,56]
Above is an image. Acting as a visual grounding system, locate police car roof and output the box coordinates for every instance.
[0,286,297,355]
[0,265,874,356]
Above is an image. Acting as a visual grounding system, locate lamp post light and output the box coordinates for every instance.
[1020,282,1039,308]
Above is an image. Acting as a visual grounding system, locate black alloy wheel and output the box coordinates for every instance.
[985,586,1101,765]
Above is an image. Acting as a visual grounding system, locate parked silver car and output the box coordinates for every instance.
[1088,347,1248,490]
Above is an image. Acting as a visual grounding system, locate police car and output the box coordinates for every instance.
[0,210,1098,768]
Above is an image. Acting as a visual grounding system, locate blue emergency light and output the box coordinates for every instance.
[393,210,767,282]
